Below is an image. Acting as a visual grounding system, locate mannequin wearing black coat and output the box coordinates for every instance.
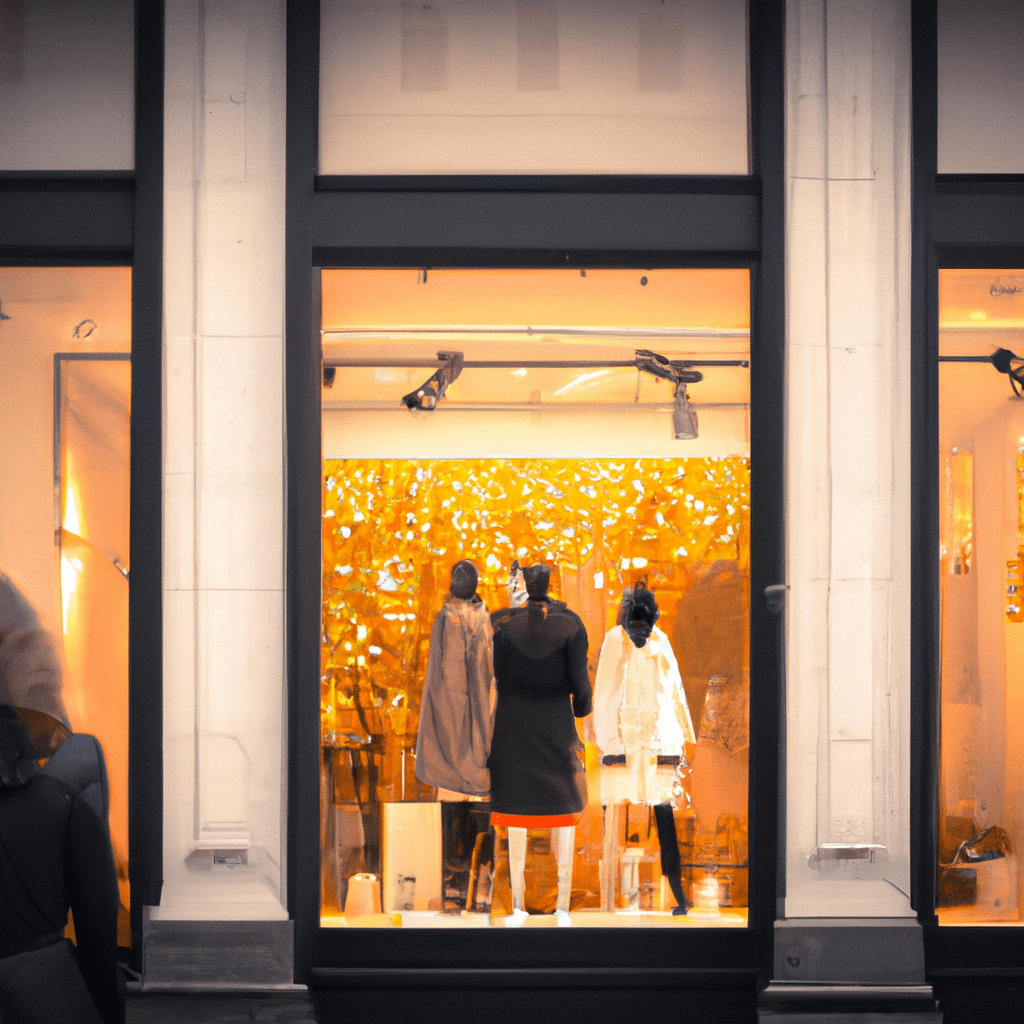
[488,565,590,925]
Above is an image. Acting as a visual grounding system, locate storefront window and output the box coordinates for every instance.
[0,0,134,171]
[320,267,751,928]
[938,0,1024,174]
[938,268,1024,924]
[0,267,132,942]
[319,0,749,175]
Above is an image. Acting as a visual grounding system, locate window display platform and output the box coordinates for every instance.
[321,908,747,929]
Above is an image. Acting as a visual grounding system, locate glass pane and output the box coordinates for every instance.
[0,267,132,944]
[320,267,751,929]
[0,0,134,171]
[938,268,1024,924]
[320,0,749,175]
[937,0,1024,174]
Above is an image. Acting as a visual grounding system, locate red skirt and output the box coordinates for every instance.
[491,811,580,828]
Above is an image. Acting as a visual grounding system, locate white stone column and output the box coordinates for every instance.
[784,0,913,919]
[160,0,288,935]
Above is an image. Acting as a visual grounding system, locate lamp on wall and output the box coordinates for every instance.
[402,351,464,411]
[634,348,703,439]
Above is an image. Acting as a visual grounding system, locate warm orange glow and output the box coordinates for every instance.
[938,267,1024,925]
[320,457,750,926]
[322,268,751,334]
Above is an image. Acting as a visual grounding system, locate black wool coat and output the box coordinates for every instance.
[487,599,591,817]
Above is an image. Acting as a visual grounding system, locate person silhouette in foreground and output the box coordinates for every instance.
[0,704,120,1024]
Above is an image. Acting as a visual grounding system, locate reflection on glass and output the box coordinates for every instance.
[56,355,131,944]
[0,0,134,171]
[320,457,750,927]
[319,0,750,175]
[938,268,1024,924]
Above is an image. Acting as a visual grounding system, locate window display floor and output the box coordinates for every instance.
[321,908,748,929]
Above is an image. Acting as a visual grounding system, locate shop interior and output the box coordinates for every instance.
[319,267,751,928]
[0,266,132,945]
[938,268,1024,925]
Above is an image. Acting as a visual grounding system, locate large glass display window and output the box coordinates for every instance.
[320,267,751,929]
[937,267,1024,925]
[0,266,132,944]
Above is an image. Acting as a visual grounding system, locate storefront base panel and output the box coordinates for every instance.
[313,984,758,1024]
[141,917,294,986]
[759,1015,940,1023]
[125,990,316,1024]
[930,977,1024,1024]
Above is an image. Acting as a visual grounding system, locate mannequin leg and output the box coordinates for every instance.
[552,825,575,925]
[653,801,688,915]
[506,827,529,926]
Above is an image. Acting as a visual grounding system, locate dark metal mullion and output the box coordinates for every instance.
[747,0,786,979]
[910,0,939,929]
[286,0,323,987]
[315,174,761,195]
[129,0,165,971]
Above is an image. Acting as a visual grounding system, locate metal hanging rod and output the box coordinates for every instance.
[322,324,750,340]
[324,357,749,369]
[322,400,749,413]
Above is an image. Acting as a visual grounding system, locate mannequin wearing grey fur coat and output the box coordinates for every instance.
[415,560,496,796]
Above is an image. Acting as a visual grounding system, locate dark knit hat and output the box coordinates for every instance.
[450,560,479,600]
[522,564,551,600]
[619,584,659,648]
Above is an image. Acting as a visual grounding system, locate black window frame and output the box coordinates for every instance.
[911,0,1024,992]
[285,0,786,1003]
[0,0,164,975]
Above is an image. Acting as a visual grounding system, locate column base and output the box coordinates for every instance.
[142,909,294,986]
[761,919,940,1020]
[759,984,941,1022]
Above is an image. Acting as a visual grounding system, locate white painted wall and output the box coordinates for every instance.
[160,0,288,922]
[323,405,749,459]
[784,0,914,918]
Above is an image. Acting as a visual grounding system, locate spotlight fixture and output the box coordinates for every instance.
[635,349,703,439]
[401,351,464,411]
[991,348,1024,396]
[323,366,336,389]
[990,277,1024,297]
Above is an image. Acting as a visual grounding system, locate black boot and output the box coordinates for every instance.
[654,801,688,915]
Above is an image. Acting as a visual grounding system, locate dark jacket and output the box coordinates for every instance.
[487,599,591,816]
[0,732,120,1024]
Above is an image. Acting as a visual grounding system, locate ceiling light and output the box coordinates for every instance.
[672,383,699,440]
[635,349,703,439]
[401,351,464,411]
